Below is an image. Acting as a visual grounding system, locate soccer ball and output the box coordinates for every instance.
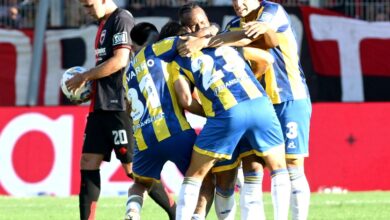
[60,66,92,102]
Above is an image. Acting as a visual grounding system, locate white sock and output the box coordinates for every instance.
[214,187,236,220]
[271,169,291,220]
[191,213,205,220]
[289,168,310,220]
[240,171,265,220]
[176,177,202,220]
[125,195,143,214]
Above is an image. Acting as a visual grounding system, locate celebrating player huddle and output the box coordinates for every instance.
[64,0,311,220]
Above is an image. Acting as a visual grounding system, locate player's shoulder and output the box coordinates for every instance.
[261,0,282,14]
[115,8,135,22]
[226,16,241,29]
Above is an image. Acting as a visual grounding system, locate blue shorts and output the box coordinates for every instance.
[194,97,284,162]
[212,137,254,173]
[274,98,312,158]
[132,129,196,181]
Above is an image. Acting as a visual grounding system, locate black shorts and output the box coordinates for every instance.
[83,111,133,163]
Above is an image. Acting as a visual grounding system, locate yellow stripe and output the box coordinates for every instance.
[133,172,161,183]
[164,62,191,131]
[209,80,237,111]
[180,66,195,84]
[264,61,281,104]
[132,49,149,151]
[152,38,174,56]
[135,129,148,151]
[252,144,285,157]
[198,91,214,117]
[193,145,231,160]
[211,157,240,173]
[135,53,170,143]
[278,31,308,100]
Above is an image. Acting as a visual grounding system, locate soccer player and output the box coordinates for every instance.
[179,0,312,219]
[65,1,175,219]
[170,37,290,220]
[123,22,203,220]
[178,3,276,220]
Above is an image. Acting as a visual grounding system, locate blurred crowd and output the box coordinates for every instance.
[0,0,389,29]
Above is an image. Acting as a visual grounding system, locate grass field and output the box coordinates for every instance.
[1,192,390,219]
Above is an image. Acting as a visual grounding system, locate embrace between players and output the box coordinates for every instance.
[66,0,311,220]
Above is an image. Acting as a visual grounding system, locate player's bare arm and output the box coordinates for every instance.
[178,28,276,57]
[174,76,205,117]
[242,47,274,79]
[66,47,130,92]
[243,21,278,49]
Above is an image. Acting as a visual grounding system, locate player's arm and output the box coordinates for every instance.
[242,47,274,79]
[187,24,219,38]
[174,75,205,117]
[66,48,130,92]
[177,27,277,57]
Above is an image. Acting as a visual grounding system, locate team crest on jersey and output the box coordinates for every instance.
[100,29,106,45]
[113,32,128,46]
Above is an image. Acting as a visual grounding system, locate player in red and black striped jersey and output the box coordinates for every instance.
[66,1,175,219]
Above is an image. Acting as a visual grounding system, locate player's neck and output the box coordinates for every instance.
[244,6,261,22]
[102,2,118,21]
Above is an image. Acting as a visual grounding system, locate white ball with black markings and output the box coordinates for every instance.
[60,66,92,102]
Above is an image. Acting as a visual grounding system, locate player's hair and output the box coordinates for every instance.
[158,21,186,40]
[178,2,201,26]
[130,22,159,46]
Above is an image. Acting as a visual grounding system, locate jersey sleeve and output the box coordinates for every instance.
[258,3,289,33]
[151,36,180,62]
[112,10,135,50]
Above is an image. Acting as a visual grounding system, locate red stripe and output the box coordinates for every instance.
[89,21,106,112]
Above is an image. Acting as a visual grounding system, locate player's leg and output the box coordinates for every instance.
[123,135,168,219]
[79,112,108,220]
[176,151,217,220]
[214,168,237,220]
[192,171,215,220]
[245,97,291,220]
[275,99,311,220]
[147,181,176,220]
[287,158,310,220]
[176,108,245,220]
[124,179,149,220]
[211,146,241,220]
[262,148,291,220]
[79,153,104,220]
[240,153,266,220]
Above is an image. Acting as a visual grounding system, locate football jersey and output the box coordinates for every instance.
[90,8,134,112]
[224,0,309,104]
[171,46,266,117]
[126,37,192,151]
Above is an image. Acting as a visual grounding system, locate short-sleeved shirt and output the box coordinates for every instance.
[126,37,192,150]
[224,0,309,104]
[90,8,135,112]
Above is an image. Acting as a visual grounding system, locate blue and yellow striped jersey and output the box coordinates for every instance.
[224,0,309,104]
[126,37,191,151]
[171,46,266,117]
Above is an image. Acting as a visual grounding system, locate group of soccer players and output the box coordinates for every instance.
[67,0,311,219]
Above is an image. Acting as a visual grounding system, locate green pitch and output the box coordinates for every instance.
[1,192,389,219]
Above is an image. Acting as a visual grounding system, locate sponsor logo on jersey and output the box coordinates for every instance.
[100,29,106,45]
[113,32,128,46]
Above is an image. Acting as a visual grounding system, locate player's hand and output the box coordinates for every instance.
[178,36,207,57]
[65,73,86,93]
[243,21,269,39]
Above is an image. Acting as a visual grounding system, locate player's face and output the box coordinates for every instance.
[79,0,105,20]
[181,7,210,33]
[232,0,260,17]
